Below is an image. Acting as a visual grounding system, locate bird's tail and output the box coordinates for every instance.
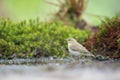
[85,52,95,58]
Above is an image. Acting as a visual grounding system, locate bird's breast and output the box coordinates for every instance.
[68,47,82,56]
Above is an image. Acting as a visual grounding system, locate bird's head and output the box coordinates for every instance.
[66,38,77,44]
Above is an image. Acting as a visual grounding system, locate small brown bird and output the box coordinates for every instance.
[66,38,95,58]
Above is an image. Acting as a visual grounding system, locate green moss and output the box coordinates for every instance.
[0,18,90,59]
[118,39,120,46]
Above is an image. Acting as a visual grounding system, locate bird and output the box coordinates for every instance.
[66,38,95,58]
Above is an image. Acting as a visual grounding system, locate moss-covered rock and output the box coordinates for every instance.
[85,17,120,58]
[0,18,90,59]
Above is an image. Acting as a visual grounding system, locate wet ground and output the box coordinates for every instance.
[0,58,120,80]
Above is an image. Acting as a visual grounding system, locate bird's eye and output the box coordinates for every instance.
[68,39,71,41]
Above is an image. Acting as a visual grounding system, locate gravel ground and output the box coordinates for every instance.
[0,58,120,80]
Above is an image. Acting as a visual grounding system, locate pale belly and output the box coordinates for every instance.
[69,49,83,56]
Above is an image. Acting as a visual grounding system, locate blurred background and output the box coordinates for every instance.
[0,1,120,80]
[0,0,120,25]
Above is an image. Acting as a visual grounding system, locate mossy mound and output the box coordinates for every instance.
[0,18,90,59]
[85,17,120,58]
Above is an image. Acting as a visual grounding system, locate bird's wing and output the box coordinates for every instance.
[70,43,90,53]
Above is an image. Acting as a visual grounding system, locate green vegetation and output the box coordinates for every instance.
[0,18,90,59]
[5,0,56,21]
[118,39,120,46]
[4,0,120,25]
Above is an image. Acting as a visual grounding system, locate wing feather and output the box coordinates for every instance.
[70,43,89,53]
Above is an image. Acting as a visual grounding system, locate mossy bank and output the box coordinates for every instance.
[85,17,120,59]
[0,18,90,59]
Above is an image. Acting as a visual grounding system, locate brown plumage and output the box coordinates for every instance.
[67,38,95,57]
